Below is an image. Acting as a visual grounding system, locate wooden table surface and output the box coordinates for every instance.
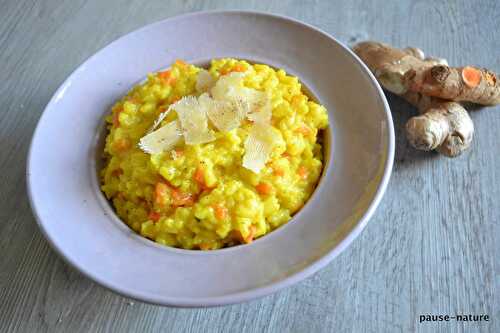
[1,1,498,332]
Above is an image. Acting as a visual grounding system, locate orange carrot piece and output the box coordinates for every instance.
[298,166,309,180]
[462,66,482,88]
[174,148,184,157]
[199,243,211,250]
[273,167,285,177]
[113,138,131,151]
[154,182,169,206]
[112,107,123,127]
[201,186,215,195]
[244,225,256,244]
[167,77,177,85]
[295,125,311,136]
[158,70,171,79]
[193,166,205,185]
[158,70,176,85]
[171,188,194,207]
[111,168,123,177]
[255,182,272,195]
[212,203,228,220]
[232,64,246,72]
[291,95,303,105]
[148,211,161,222]
[113,113,120,127]
[126,96,140,104]
[175,59,188,68]
[171,148,184,160]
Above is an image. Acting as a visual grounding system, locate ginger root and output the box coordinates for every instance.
[353,41,500,105]
[353,41,430,94]
[353,41,478,157]
[403,92,473,157]
[406,65,500,106]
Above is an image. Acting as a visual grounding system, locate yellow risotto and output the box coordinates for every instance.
[100,59,329,250]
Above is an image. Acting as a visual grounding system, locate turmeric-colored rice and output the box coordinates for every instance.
[100,59,329,250]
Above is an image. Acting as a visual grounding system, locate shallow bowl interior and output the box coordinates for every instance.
[28,11,394,307]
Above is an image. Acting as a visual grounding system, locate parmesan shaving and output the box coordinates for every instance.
[201,93,247,132]
[138,120,182,154]
[195,69,215,93]
[242,122,280,173]
[170,96,215,145]
[139,70,273,157]
[149,109,171,133]
[211,72,247,100]
[246,91,272,124]
[210,72,272,124]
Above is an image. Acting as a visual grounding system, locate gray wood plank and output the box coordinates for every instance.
[0,0,498,332]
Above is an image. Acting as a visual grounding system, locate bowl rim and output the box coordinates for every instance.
[26,9,394,307]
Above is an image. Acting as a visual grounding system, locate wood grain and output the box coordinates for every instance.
[0,1,498,332]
